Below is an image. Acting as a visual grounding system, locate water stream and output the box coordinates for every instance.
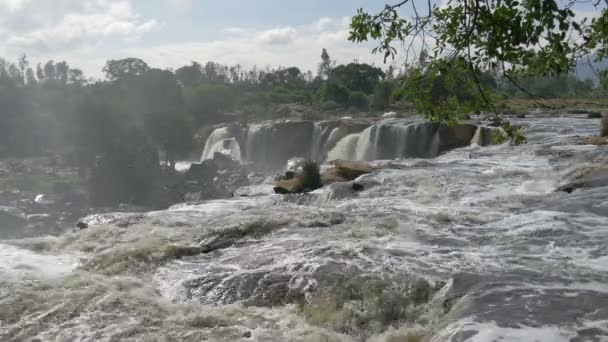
[1,116,607,341]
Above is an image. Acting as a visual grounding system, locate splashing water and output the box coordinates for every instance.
[2,116,608,341]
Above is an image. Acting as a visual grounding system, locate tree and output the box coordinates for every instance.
[175,62,203,87]
[18,54,28,83]
[331,63,385,94]
[44,61,56,81]
[316,82,350,107]
[318,48,333,80]
[348,91,371,111]
[55,61,69,84]
[25,68,36,86]
[36,63,45,81]
[349,1,608,138]
[185,84,236,125]
[103,58,150,81]
[144,111,194,169]
[372,81,394,110]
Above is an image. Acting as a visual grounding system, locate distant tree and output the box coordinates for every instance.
[103,58,150,81]
[330,63,385,94]
[372,81,395,110]
[144,111,194,169]
[18,54,28,82]
[68,69,86,86]
[55,61,69,84]
[175,62,203,87]
[44,61,56,81]
[316,82,350,107]
[36,63,45,81]
[318,48,334,80]
[25,67,36,86]
[348,91,371,111]
[185,83,236,125]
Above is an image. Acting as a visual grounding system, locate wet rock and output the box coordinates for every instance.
[325,160,376,183]
[186,161,218,183]
[212,152,239,171]
[274,178,301,194]
[242,331,252,339]
[582,136,608,146]
[76,221,88,230]
[438,124,478,152]
[557,167,608,193]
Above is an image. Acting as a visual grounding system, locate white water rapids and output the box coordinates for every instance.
[1,116,608,341]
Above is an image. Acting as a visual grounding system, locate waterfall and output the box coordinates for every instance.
[327,134,360,161]
[310,123,324,162]
[327,121,440,161]
[203,138,242,162]
[201,127,232,161]
[244,121,316,170]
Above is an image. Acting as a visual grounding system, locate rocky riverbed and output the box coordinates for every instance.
[1,115,608,341]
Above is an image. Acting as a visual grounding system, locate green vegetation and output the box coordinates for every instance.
[299,161,323,191]
[349,1,608,139]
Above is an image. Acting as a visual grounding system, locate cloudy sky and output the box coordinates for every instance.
[0,0,396,78]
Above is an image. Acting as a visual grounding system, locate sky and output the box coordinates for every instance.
[0,0,395,78]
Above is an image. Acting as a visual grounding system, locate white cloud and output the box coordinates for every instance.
[167,0,193,10]
[256,27,296,45]
[0,0,31,12]
[0,0,158,53]
[119,17,389,77]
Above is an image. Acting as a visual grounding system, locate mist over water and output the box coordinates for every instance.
[1,115,608,341]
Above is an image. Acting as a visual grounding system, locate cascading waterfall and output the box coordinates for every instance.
[326,133,360,161]
[203,138,242,162]
[245,124,272,165]
[201,120,482,168]
[201,127,232,161]
[327,121,440,161]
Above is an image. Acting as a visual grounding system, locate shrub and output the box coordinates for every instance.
[299,160,322,191]
[319,100,340,111]
[602,115,608,137]
[588,111,603,119]
[372,81,394,110]
[348,91,370,111]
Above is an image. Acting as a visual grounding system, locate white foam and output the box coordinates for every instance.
[0,243,79,280]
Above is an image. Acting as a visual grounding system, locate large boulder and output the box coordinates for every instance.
[89,141,162,207]
[438,124,478,153]
[185,160,218,183]
[213,152,240,171]
[274,178,302,194]
[330,160,376,180]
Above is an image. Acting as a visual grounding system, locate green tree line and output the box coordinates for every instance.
[0,50,605,167]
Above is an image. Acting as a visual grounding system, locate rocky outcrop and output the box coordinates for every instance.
[330,160,376,180]
[557,166,608,193]
[185,161,218,183]
[274,178,302,194]
[438,124,478,153]
[583,136,608,146]
[89,142,162,208]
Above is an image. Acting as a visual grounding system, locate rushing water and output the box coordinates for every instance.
[1,116,608,341]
